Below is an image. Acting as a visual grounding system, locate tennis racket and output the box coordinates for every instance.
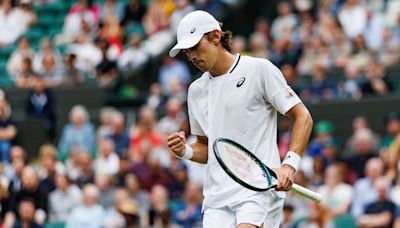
[213,138,322,203]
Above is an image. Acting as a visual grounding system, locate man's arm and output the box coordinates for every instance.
[274,103,313,191]
[167,132,208,164]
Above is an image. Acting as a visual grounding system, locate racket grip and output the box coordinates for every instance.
[290,183,322,203]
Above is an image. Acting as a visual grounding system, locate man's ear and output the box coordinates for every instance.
[211,30,222,44]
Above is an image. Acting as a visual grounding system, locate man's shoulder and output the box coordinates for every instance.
[188,73,208,92]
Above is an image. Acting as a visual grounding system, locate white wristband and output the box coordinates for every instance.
[282,151,301,171]
[179,144,193,160]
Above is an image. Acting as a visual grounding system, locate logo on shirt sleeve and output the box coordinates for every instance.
[236,77,246,87]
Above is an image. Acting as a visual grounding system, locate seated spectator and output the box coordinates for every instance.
[318,164,353,218]
[307,120,335,157]
[6,37,35,82]
[94,138,119,176]
[351,157,384,216]
[141,0,173,36]
[7,146,28,195]
[13,197,43,228]
[248,32,269,59]
[169,0,194,31]
[145,83,168,117]
[381,111,400,149]
[103,188,131,228]
[168,159,188,200]
[0,0,36,47]
[99,0,124,23]
[61,0,100,42]
[5,166,48,227]
[124,173,150,225]
[36,144,60,194]
[338,0,367,39]
[294,202,334,228]
[58,105,96,160]
[107,111,129,157]
[361,59,393,97]
[146,184,172,228]
[74,151,95,188]
[172,182,202,228]
[62,53,85,86]
[0,91,17,162]
[25,76,56,141]
[65,184,105,228]
[117,33,149,73]
[121,0,146,26]
[346,128,378,179]
[270,1,298,41]
[94,39,118,87]
[116,198,140,227]
[67,34,102,75]
[378,28,400,67]
[358,177,396,228]
[157,97,187,137]
[129,106,162,163]
[342,63,363,100]
[95,172,116,210]
[301,65,337,102]
[96,106,118,140]
[158,56,191,97]
[49,170,82,223]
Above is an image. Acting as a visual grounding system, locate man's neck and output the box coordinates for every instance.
[209,50,236,77]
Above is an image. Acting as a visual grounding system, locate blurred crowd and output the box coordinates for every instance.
[0,0,400,227]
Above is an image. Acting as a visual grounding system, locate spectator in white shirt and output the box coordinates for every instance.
[94,138,119,176]
[338,0,368,39]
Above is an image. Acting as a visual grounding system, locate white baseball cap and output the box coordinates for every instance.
[169,10,221,57]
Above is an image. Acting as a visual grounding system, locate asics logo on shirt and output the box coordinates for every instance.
[236,77,245,87]
[190,27,196,33]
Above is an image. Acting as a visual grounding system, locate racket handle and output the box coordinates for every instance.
[290,183,322,203]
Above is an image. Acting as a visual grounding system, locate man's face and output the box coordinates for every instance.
[183,33,219,72]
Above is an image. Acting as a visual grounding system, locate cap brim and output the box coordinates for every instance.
[169,35,203,57]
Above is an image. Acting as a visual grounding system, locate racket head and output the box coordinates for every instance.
[213,138,278,192]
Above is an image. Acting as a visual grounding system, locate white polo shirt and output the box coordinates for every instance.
[187,54,302,209]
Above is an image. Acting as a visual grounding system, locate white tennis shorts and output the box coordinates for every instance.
[203,194,285,228]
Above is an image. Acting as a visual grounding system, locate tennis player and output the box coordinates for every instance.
[167,10,313,228]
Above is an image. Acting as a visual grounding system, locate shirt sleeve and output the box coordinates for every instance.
[261,59,302,115]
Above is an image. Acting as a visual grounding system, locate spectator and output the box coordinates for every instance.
[158,56,191,97]
[338,0,367,39]
[95,172,116,210]
[248,32,269,59]
[94,138,119,176]
[129,106,162,163]
[62,53,85,86]
[62,0,100,42]
[58,105,96,160]
[116,198,140,227]
[361,59,393,97]
[318,164,353,218]
[124,173,150,225]
[145,82,168,117]
[96,106,118,140]
[0,91,16,163]
[157,97,187,137]
[169,0,194,32]
[342,63,362,100]
[146,184,172,228]
[25,76,56,141]
[117,33,149,73]
[103,188,130,228]
[97,16,124,59]
[381,111,400,149]
[65,184,105,228]
[99,0,124,23]
[293,202,334,227]
[121,0,146,26]
[358,177,397,228]
[49,170,82,223]
[307,120,335,157]
[13,198,43,228]
[37,144,60,194]
[74,152,95,188]
[6,37,35,82]
[346,128,378,179]
[94,39,118,87]
[231,35,248,55]
[5,166,48,227]
[351,157,384,216]
[0,0,36,46]
[107,111,130,157]
[378,27,400,67]
[7,146,28,195]
[270,1,298,41]
[172,182,202,228]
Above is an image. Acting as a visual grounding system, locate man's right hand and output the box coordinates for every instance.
[167,131,186,157]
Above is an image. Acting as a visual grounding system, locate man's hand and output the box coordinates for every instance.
[167,131,186,157]
[273,165,296,191]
